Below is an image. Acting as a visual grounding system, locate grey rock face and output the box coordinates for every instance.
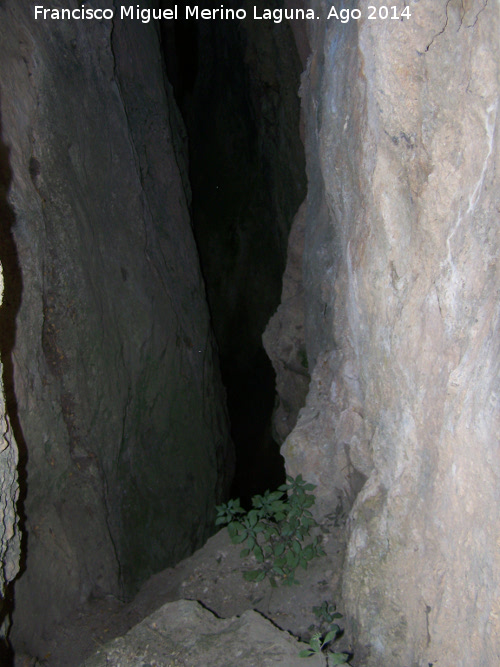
[0,263,21,640]
[273,0,500,663]
[82,599,324,667]
[1,0,232,656]
[263,201,310,444]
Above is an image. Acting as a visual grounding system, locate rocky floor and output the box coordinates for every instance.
[15,513,349,666]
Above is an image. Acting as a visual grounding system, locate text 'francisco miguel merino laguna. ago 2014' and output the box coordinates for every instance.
[34,5,412,24]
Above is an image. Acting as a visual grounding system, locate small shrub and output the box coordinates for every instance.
[215,474,325,586]
[299,601,351,665]
[311,600,343,634]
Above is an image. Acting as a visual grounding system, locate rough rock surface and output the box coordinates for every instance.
[35,515,347,666]
[1,0,232,656]
[270,0,500,664]
[82,598,324,667]
[0,262,21,645]
[263,201,310,444]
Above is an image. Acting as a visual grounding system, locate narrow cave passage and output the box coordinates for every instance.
[3,3,500,664]
[161,4,307,504]
[1,4,308,660]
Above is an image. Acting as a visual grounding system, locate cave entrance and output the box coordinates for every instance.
[160,2,307,505]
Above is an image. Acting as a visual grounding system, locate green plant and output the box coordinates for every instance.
[299,602,350,664]
[215,474,325,586]
[311,601,343,633]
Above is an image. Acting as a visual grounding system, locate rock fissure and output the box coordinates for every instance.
[0,1,498,665]
[467,0,489,28]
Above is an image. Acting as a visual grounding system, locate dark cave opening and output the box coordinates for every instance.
[160,2,307,505]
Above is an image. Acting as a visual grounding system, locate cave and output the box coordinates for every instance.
[1,1,499,666]
[159,3,307,503]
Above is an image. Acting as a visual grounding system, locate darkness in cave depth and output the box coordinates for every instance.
[160,1,306,505]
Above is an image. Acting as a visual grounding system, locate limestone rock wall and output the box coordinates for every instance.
[0,263,21,646]
[263,201,310,444]
[276,1,500,663]
[0,0,232,656]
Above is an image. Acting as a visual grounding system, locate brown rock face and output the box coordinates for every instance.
[1,0,232,656]
[270,0,500,663]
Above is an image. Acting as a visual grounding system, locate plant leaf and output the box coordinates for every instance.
[254,545,264,562]
[298,649,313,658]
[247,510,258,527]
[243,569,263,582]
[324,627,340,643]
[310,636,321,652]
[232,532,247,544]
[274,542,285,557]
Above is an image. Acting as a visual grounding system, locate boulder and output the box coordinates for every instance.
[82,599,324,667]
